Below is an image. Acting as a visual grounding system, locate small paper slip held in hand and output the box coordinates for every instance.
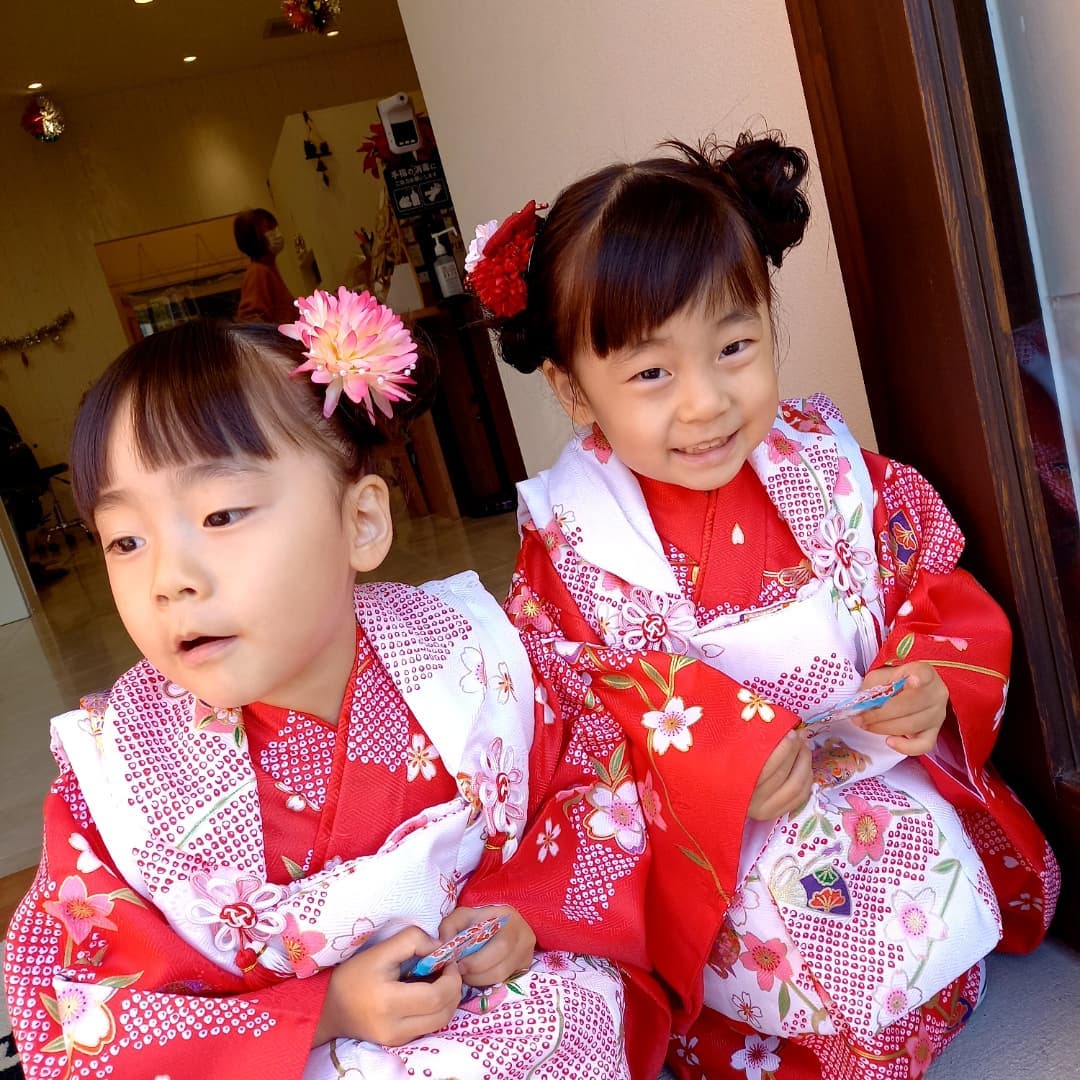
[803,676,908,727]
[404,915,510,978]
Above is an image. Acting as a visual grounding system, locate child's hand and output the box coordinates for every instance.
[748,730,813,820]
[314,926,462,1048]
[438,904,536,987]
[856,662,949,756]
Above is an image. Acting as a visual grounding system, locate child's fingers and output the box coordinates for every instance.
[885,729,939,757]
[757,730,803,785]
[379,926,441,967]
[438,906,482,940]
[383,965,463,1044]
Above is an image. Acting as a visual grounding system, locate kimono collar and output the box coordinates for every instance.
[518,395,866,590]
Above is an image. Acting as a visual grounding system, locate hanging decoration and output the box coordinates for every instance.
[21,94,66,142]
[358,114,437,179]
[302,111,333,187]
[282,0,340,34]
[0,309,75,367]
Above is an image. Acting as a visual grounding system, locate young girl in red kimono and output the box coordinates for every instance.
[464,135,1060,1079]
[2,292,644,1079]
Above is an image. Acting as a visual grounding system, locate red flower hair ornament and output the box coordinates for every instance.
[465,200,544,319]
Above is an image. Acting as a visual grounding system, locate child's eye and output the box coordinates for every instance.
[720,339,751,358]
[105,536,143,555]
[635,368,668,382]
[204,509,248,528]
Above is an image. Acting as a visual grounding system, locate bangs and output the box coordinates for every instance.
[71,321,328,517]
[555,168,769,361]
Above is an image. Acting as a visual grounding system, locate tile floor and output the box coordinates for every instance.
[0,498,521,901]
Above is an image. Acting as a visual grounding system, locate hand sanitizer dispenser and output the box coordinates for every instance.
[431,228,465,299]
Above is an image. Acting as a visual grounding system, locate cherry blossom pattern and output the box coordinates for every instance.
[738,933,793,992]
[641,696,702,755]
[507,583,554,633]
[43,876,117,944]
[731,1033,782,1080]
[194,704,246,747]
[536,818,561,862]
[439,870,465,916]
[474,737,526,838]
[841,793,892,864]
[636,772,668,831]
[834,454,854,495]
[673,1034,700,1068]
[873,971,922,1026]
[904,1017,935,1079]
[885,886,948,959]
[534,681,556,726]
[330,917,375,958]
[187,870,287,954]
[582,423,613,463]
[731,990,764,1026]
[68,832,104,874]
[1008,891,1044,914]
[494,661,516,703]
[280,912,326,978]
[621,587,697,653]
[584,779,646,855]
[49,980,119,1057]
[458,646,488,694]
[725,885,761,928]
[405,733,440,781]
[765,428,802,464]
[594,598,621,645]
[737,687,776,723]
[539,505,576,553]
[810,509,876,596]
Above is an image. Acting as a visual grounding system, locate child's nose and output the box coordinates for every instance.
[677,365,731,422]
[152,541,210,604]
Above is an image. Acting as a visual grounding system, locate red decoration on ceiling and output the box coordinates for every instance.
[282,0,341,34]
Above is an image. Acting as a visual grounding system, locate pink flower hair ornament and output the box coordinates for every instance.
[278,286,417,421]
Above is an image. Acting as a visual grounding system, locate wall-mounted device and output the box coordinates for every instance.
[377,92,421,156]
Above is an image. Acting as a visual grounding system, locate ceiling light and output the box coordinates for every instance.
[134,1,155,5]
[27,81,43,90]
[183,55,197,63]
[326,30,340,37]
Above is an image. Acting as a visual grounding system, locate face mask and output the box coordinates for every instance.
[265,228,285,255]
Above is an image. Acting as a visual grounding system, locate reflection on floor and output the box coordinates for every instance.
[0,502,520,926]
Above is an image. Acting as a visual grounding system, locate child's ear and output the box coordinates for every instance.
[542,360,596,426]
[344,473,393,573]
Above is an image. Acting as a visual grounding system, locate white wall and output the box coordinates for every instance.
[0,41,418,471]
[399,0,870,473]
[269,92,425,296]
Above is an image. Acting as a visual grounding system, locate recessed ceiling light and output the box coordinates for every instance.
[326,29,340,37]
[183,55,197,63]
[134,1,155,5]
[27,81,43,90]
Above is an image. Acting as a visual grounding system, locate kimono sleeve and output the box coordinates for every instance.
[865,451,1011,792]
[3,762,328,1080]
[864,450,1060,950]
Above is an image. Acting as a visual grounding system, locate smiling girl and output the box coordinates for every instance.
[466,135,1060,1079]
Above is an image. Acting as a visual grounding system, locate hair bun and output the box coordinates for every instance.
[489,309,545,374]
[720,131,810,267]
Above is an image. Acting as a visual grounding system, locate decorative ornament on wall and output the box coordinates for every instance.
[21,94,66,142]
[282,0,340,34]
[0,309,75,368]
[302,111,333,187]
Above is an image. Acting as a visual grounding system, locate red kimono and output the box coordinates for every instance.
[493,395,1059,1079]
[4,576,643,1079]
